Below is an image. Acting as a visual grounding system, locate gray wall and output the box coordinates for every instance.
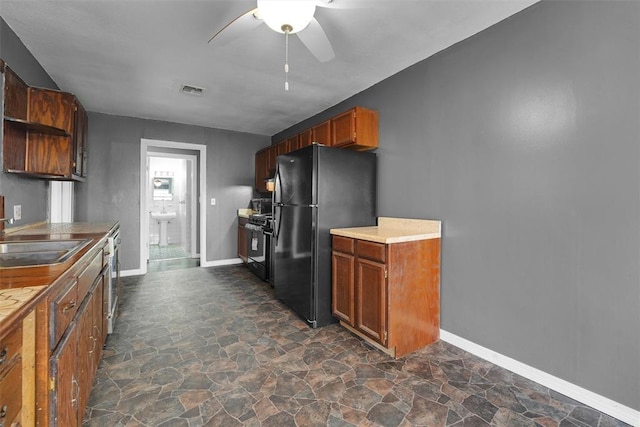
[0,18,58,227]
[75,112,268,270]
[274,1,640,411]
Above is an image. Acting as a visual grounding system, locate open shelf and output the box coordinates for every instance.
[4,116,71,137]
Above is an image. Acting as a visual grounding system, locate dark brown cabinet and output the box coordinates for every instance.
[47,249,106,426]
[332,234,441,358]
[238,217,248,262]
[1,61,88,181]
[255,149,268,192]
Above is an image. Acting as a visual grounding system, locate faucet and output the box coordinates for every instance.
[0,217,14,236]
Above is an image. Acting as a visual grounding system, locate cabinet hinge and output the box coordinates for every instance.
[383,331,387,342]
[49,376,56,391]
[384,268,388,279]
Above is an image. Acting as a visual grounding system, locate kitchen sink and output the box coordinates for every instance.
[0,239,92,267]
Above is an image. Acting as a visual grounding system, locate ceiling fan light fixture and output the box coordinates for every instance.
[257,0,316,34]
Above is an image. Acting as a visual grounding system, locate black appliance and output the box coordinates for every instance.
[246,213,272,281]
[273,144,377,328]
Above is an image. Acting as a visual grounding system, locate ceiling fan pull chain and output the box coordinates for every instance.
[284,26,290,91]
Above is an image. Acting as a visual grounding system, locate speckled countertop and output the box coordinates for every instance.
[0,286,46,322]
[330,217,441,244]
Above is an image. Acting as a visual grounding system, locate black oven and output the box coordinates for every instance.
[246,215,272,281]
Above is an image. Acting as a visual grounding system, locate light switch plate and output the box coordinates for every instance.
[210,198,216,206]
[13,204,21,221]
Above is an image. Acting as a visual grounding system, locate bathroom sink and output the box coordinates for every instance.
[0,239,92,268]
[150,211,177,220]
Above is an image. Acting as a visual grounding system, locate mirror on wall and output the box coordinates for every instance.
[153,177,173,200]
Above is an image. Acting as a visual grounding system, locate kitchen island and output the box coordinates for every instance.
[0,221,118,426]
[330,217,441,358]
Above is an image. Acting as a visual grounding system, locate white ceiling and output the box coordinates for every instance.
[0,0,538,136]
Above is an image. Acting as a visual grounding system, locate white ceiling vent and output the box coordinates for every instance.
[180,84,205,96]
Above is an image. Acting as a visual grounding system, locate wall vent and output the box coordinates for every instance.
[180,84,205,96]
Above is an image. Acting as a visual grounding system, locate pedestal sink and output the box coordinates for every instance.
[150,211,177,246]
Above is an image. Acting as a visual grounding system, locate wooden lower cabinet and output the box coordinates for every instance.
[44,248,107,426]
[332,235,440,358]
[0,307,37,427]
[238,217,248,263]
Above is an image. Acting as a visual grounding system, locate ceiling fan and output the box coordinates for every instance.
[208,0,346,90]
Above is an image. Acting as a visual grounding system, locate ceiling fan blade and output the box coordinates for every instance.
[296,18,335,62]
[315,0,365,9]
[208,8,261,45]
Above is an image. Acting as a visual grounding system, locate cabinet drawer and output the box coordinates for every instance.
[357,240,386,263]
[78,251,102,303]
[0,324,22,374]
[50,281,78,348]
[333,236,354,254]
[0,356,22,426]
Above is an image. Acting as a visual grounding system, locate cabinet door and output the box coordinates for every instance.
[49,323,78,427]
[332,250,355,326]
[312,121,331,146]
[237,222,248,262]
[76,297,94,423]
[267,146,277,175]
[276,140,290,156]
[298,129,313,148]
[73,101,88,178]
[356,258,387,345]
[331,109,355,148]
[287,135,300,152]
[255,149,268,192]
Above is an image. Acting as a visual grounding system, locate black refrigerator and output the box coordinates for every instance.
[273,144,377,328]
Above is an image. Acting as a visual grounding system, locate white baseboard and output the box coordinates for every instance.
[200,258,244,268]
[440,330,640,426]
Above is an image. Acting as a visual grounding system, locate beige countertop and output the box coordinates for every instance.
[330,217,441,244]
[238,208,253,219]
[5,221,118,237]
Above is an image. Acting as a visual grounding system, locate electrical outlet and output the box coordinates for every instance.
[211,198,216,206]
[13,205,21,221]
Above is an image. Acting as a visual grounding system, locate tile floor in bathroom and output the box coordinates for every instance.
[82,265,632,427]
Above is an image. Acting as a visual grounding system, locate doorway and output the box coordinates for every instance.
[140,139,207,274]
[147,154,197,263]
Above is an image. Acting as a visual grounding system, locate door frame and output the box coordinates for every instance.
[147,152,198,257]
[140,138,207,274]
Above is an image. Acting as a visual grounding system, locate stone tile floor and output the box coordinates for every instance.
[83,265,631,427]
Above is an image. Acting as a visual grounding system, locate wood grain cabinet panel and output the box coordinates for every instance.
[238,217,248,262]
[331,107,378,150]
[1,62,88,180]
[298,129,313,148]
[332,235,440,358]
[312,120,331,146]
[254,149,268,192]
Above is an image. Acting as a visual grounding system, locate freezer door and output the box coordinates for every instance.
[273,204,317,326]
[274,145,316,206]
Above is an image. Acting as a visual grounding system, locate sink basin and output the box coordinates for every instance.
[150,211,177,220]
[0,239,92,268]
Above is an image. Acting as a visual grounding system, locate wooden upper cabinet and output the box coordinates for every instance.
[1,63,88,181]
[266,145,277,174]
[312,120,331,146]
[28,87,75,133]
[298,128,313,148]
[255,148,268,192]
[276,139,290,156]
[331,106,378,150]
[287,135,300,152]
